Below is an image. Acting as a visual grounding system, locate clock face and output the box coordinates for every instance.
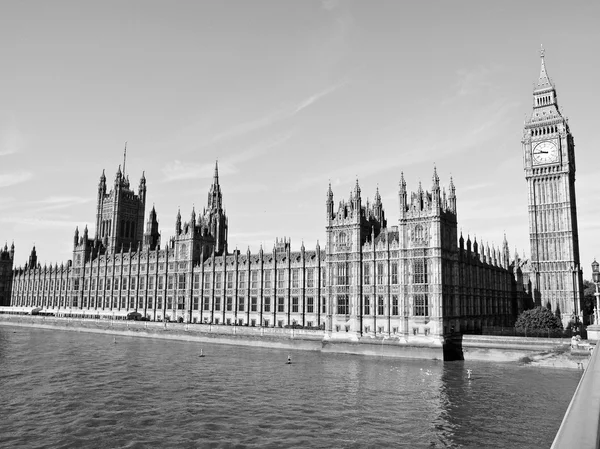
[532,141,559,165]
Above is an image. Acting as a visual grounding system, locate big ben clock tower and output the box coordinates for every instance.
[523,48,583,325]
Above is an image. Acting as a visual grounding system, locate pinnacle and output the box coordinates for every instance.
[535,45,553,91]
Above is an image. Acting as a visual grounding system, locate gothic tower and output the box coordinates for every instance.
[94,162,147,253]
[522,48,583,323]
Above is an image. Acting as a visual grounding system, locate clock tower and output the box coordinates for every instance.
[522,48,583,325]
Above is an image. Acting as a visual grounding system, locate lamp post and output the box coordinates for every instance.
[592,260,600,325]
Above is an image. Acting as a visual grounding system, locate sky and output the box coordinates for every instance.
[1,1,600,277]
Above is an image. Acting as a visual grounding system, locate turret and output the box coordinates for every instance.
[176,208,182,235]
[74,226,79,248]
[28,246,37,269]
[431,165,440,209]
[399,172,407,218]
[353,179,361,216]
[326,182,334,222]
[138,171,147,203]
[98,169,106,197]
[448,176,456,213]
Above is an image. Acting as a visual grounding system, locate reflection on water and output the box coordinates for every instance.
[0,326,580,448]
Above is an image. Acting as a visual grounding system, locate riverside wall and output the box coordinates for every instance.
[0,315,443,360]
[0,315,578,363]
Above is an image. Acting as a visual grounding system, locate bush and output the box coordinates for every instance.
[515,306,563,330]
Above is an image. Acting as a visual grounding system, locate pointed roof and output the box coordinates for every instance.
[213,160,219,185]
[535,46,554,92]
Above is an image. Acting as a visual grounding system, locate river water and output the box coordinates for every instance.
[0,326,580,448]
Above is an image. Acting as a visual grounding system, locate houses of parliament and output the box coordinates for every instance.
[0,51,584,343]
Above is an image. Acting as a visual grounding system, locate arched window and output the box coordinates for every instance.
[414,225,424,241]
[338,232,347,244]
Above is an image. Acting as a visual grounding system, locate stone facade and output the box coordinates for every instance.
[522,49,584,324]
[6,160,523,344]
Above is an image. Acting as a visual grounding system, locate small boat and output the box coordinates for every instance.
[199,349,205,358]
[286,355,292,365]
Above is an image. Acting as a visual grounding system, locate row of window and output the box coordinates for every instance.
[14,294,430,317]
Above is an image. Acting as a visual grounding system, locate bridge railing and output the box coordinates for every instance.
[551,343,600,448]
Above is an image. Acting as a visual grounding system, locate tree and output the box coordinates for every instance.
[583,280,596,317]
[515,306,563,330]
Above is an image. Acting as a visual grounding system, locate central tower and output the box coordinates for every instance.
[522,48,583,323]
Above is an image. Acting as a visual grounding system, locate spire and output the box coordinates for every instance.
[176,208,182,234]
[432,165,439,188]
[535,45,553,91]
[213,160,219,185]
[123,142,127,177]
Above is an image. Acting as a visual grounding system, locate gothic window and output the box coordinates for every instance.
[178,274,186,290]
[364,296,371,315]
[307,297,314,313]
[226,297,233,311]
[193,274,200,289]
[239,272,246,289]
[377,263,384,284]
[414,225,424,242]
[227,272,233,289]
[413,259,427,284]
[131,277,136,290]
[192,297,199,310]
[203,274,210,290]
[307,269,314,288]
[322,297,326,314]
[121,278,127,290]
[251,296,257,312]
[337,295,349,315]
[277,297,285,312]
[338,232,347,245]
[158,276,164,290]
[414,294,428,316]
[264,271,271,289]
[363,264,371,285]
[157,297,163,310]
[214,297,221,311]
[292,269,299,288]
[215,273,222,289]
[277,269,285,289]
[337,264,348,285]
[238,297,245,312]
[292,297,299,313]
[392,295,399,316]
[264,297,271,312]
[203,297,210,311]
[147,296,153,309]
[378,296,384,315]
[391,263,399,284]
[251,271,258,289]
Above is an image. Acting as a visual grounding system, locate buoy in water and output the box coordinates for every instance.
[199,349,205,358]
[467,369,473,379]
[286,355,292,365]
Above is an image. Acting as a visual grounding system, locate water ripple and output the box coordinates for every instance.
[0,326,580,448]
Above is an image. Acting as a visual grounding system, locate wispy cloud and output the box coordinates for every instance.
[33,196,92,211]
[292,81,346,115]
[211,82,346,144]
[0,171,32,188]
[162,133,292,183]
[0,216,81,229]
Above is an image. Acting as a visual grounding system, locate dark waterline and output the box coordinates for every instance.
[0,326,580,448]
